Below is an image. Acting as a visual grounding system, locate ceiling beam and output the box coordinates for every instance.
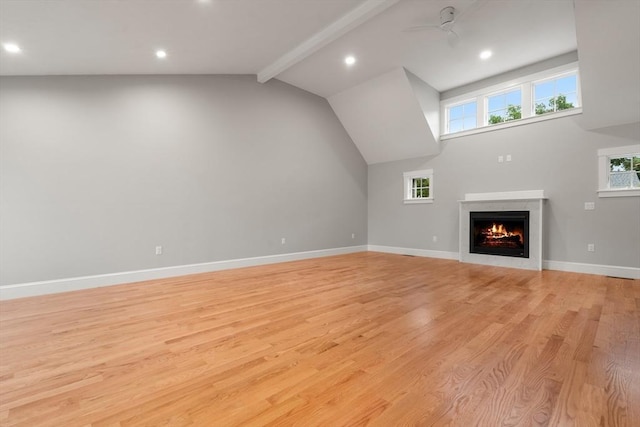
[257,0,400,84]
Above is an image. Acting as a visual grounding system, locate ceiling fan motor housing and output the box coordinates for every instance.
[440,6,456,30]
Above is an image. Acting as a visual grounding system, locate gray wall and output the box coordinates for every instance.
[368,117,640,268]
[0,75,368,286]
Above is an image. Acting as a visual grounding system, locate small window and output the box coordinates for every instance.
[533,73,578,115]
[609,156,640,188]
[597,145,640,197]
[447,101,476,134]
[487,88,522,125]
[404,169,434,204]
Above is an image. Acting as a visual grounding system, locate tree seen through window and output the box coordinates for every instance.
[412,177,430,198]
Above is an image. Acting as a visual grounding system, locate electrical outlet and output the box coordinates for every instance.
[155,246,163,255]
[506,154,512,162]
[281,237,286,245]
[584,202,595,210]
[587,243,595,252]
[351,233,355,239]
[498,155,504,163]
[432,236,438,242]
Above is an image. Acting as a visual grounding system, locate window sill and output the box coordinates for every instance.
[404,199,433,204]
[441,108,582,141]
[598,188,640,198]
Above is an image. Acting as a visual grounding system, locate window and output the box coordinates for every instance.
[487,88,522,125]
[597,145,640,197]
[440,62,581,138]
[447,101,476,134]
[533,73,578,115]
[609,157,640,188]
[404,169,433,204]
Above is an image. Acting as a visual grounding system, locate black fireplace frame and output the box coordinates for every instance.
[469,211,530,258]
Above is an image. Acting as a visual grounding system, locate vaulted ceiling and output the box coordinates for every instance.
[0,0,580,96]
[1,0,638,163]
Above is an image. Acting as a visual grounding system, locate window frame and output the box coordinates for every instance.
[597,145,640,198]
[403,169,434,204]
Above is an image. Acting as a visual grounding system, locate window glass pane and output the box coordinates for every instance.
[488,111,505,125]
[610,172,632,188]
[564,92,578,106]
[423,188,430,198]
[610,157,631,171]
[449,119,463,133]
[464,102,476,115]
[424,178,429,187]
[556,75,576,94]
[463,116,477,129]
[534,81,554,101]
[488,95,504,112]
[488,89,521,124]
[534,96,554,115]
[505,90,521,106]
[634,157,640,188]
[449,105,463,120]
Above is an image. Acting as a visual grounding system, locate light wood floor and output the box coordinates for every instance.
[0,252,638,426]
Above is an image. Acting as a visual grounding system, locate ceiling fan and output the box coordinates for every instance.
[403,5,473,47]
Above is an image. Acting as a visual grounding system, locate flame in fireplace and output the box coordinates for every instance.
[485,223,522,240]
[491,223,506,235]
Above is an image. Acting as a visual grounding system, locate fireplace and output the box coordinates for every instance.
[459,191,544,270]
[469,211,529,258]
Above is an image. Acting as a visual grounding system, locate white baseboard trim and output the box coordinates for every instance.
[542,260,640,280]
[367,245,459,260]
[368,245,640,279]
[3,246,637,300]
[0,245,368,300]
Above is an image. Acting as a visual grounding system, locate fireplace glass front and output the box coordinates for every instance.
[469,211,529,258]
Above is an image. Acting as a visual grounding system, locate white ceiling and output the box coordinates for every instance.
[0,0,363,76]
[280,0,577,97]
[1,0,577,97]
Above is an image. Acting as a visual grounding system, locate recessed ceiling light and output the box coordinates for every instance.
[3,43,21,54]
[155,50,167,59]
[479,50,492,60]
[345,55,356,66]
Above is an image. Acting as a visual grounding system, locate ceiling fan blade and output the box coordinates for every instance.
[447,30,460,47]
[402,24,440,32]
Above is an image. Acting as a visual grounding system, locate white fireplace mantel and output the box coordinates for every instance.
[461,190,546,202]
[458,190,546,271]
